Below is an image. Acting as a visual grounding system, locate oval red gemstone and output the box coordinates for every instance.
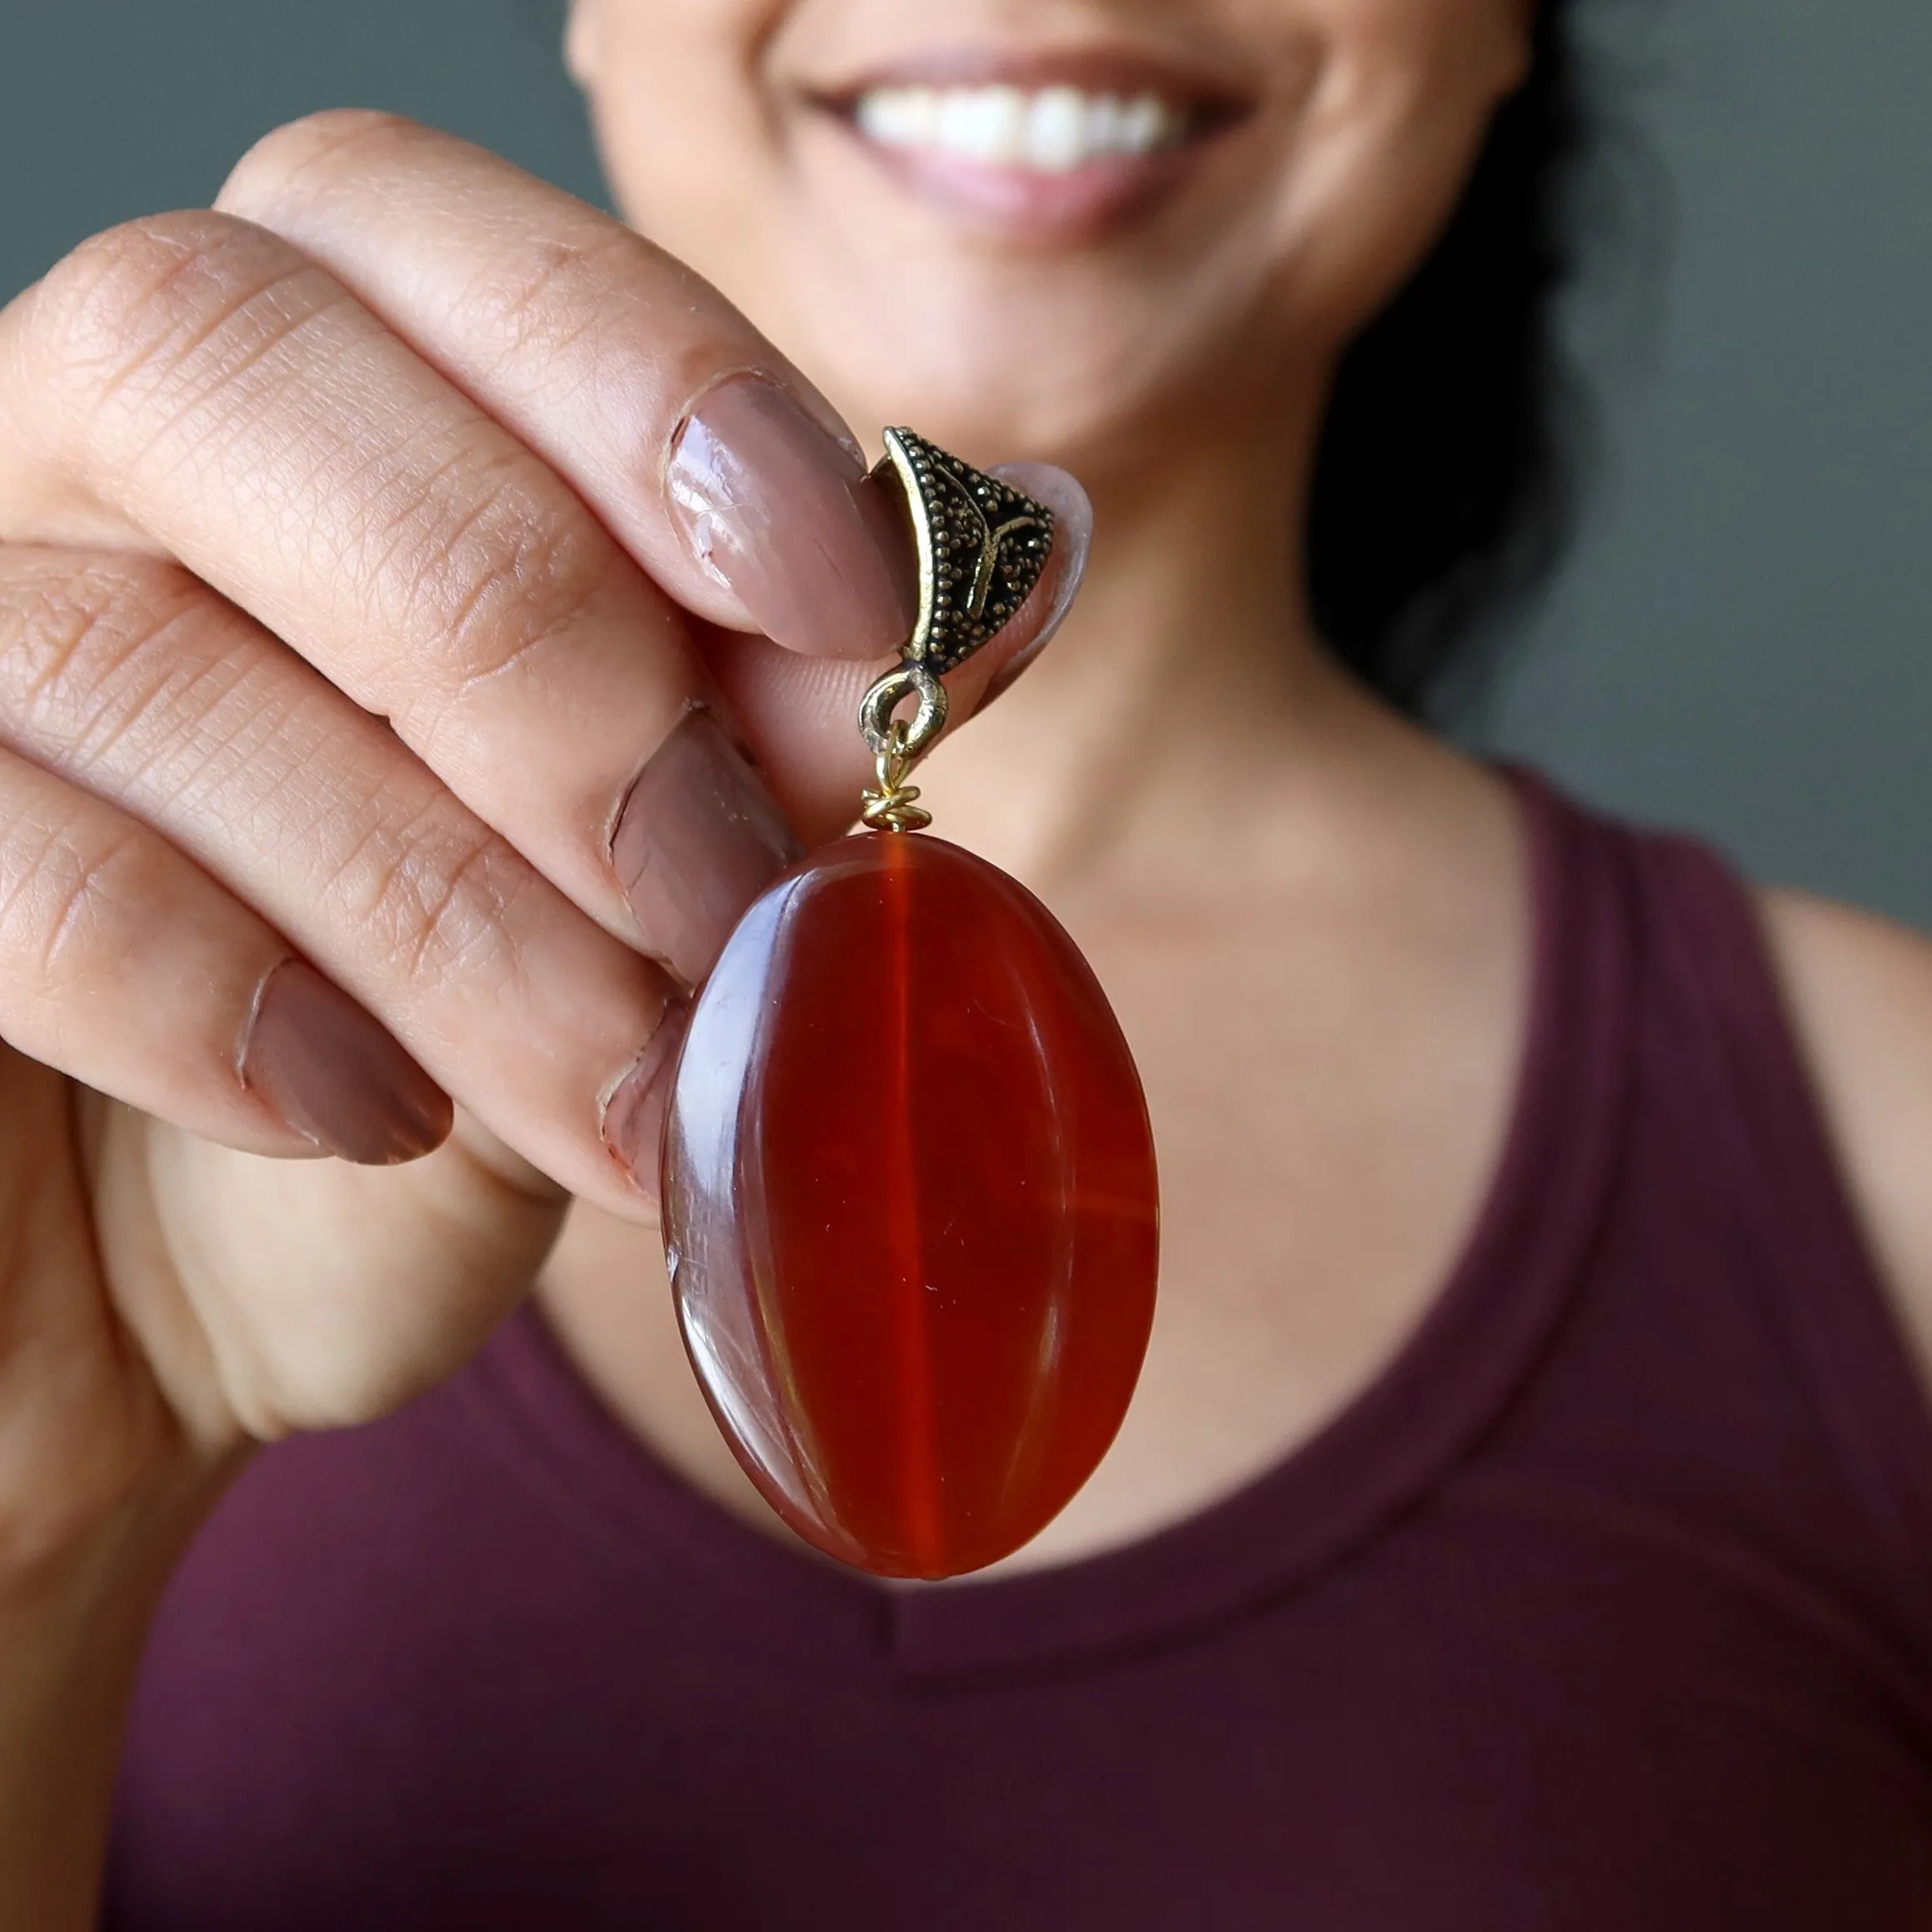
[660,831,1159,1580]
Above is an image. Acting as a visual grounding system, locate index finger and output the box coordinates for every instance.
[216,112,916,661]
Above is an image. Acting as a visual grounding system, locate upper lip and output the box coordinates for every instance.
[807,42,1260,130]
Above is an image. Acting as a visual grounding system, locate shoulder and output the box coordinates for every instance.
[1759,887,1932,1377]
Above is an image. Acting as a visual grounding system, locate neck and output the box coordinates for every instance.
[918,377,1361,887]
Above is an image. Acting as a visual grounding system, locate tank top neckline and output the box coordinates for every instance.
[455,770,1635,1680]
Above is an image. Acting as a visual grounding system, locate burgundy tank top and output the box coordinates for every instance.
[104,776,1932,1929]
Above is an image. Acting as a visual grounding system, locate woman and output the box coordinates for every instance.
[2,0,1930,1923]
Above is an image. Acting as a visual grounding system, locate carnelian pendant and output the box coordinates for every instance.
[659,430,1159,1578]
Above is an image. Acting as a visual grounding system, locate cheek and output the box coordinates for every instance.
[584,2,795,303]
[1264,0,1529,331]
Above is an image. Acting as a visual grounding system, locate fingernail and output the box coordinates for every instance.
[613,706,801,989]
[602,996,691,1198]
[666,372,916,657]
[240,961,452,1165]
[980,462,1093,709]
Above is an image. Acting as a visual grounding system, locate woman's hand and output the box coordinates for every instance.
[0,111,1082,1917]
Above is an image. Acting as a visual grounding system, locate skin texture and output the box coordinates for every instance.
[0,0,1926,1920]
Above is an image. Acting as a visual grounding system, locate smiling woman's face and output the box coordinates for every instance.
[568,0,1528,477]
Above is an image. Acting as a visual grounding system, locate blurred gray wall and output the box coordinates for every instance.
[3,1,1929,923]
[1487,0,1932,926]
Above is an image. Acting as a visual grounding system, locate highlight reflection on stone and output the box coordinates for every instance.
[660,832,1159,1579]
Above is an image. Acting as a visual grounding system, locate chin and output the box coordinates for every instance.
[707,202,1300,475]
[791,261,1305,483]
[801,310,1216,477]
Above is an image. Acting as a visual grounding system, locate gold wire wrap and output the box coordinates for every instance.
[859,720,933,833]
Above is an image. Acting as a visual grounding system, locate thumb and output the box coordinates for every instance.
[696,463,1092,844]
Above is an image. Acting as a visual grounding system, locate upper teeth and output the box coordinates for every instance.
[854,85,1183,172]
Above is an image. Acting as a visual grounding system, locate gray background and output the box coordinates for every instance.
[3,0,1928,922]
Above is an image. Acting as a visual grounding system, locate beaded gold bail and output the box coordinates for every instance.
[857,428,1055,832]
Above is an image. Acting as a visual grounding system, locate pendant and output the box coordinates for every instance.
[659,430,1159,1580]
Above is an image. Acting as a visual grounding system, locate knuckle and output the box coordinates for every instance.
[34,209,258,371]
[460,226,741,418]
[0,809,151,1001]
[377,458,613,727]
[218,109,420,218]
[0,552,215,758]
[324,797,536,996]
[467,228,643,366]
[27,208,333,451]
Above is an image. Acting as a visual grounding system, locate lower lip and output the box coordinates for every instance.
[836,124,1205,246]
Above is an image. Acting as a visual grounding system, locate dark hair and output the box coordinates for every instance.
[1307,2,1592,716]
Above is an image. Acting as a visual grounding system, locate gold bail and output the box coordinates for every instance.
[857,429,1056,832]
[874,427,1055,675]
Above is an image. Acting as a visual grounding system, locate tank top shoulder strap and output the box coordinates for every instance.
[1583,795,1932,1619]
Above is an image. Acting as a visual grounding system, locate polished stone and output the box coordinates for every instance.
[661,832,1159,1579]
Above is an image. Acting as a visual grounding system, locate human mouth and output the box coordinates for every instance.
[816,53,1252,244]
[853,83,1188,172]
